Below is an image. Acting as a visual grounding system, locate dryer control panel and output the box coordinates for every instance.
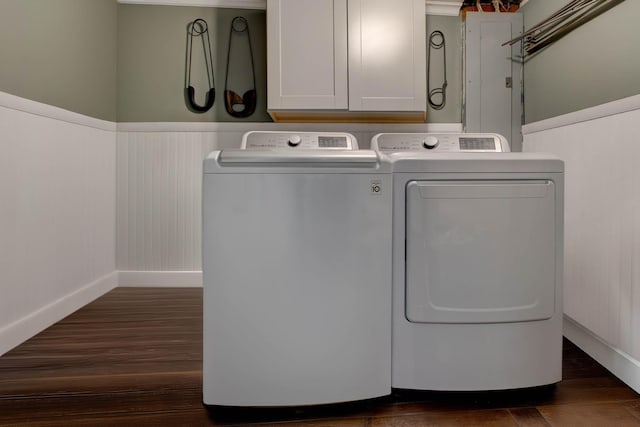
[242,131,358,150]
[372,133,509,153]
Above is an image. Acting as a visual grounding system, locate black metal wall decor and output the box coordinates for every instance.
[427,30,447,111]
[185,19,215,113]
[224,17,257,118]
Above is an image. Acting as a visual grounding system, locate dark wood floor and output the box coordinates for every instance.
[1,288,639,426]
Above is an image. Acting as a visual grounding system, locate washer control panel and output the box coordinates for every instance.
[242,131,358,150]
[372,133,509,153]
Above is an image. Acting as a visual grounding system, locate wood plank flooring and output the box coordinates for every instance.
[1,288,639,426]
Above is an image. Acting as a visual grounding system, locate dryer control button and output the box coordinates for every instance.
[423,136,439,149]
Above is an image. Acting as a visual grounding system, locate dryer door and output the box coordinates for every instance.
[405,180,556,324]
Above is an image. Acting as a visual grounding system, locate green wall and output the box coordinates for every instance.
[117,5,269,122]
[117,6,462,123]
[426,15,462,124]
[521,0,640,123]
[0,2,465,124]
[0,0,117,121]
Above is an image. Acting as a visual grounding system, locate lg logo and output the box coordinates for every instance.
[370,180,382,195]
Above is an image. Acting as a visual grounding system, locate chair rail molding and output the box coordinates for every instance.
[117,0,267,9]
[118,0,463,16]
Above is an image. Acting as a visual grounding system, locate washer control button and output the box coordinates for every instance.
[288,135,302,147]
[423,136,439,149]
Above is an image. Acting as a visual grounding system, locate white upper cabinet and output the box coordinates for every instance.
[267,0,426,121]
[348,0,426,112]
[267,0,348,110]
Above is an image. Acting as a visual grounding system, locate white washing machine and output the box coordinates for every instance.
[202,131,392,407]
[372,132,564,391]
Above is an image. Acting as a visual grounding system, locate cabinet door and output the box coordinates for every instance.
[267,0,348,110]
[348,0,426,112]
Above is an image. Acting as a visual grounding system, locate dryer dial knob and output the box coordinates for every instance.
[423,136,439,149]
[288,135,302,147]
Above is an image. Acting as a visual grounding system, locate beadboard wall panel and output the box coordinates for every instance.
[117,131,222,271]
[116,122,462,273]
[523,95,640,377]
[0,92,117,356]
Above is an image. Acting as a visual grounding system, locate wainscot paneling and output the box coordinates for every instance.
[116,122,462,276]
[523,94,640,392]
[0,92,117,356]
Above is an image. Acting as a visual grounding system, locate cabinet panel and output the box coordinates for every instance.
[348,0,426,112]
[267,0,348,110]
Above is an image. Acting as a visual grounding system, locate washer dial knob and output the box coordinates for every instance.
[288,135,302,147]
[423,136,439,149]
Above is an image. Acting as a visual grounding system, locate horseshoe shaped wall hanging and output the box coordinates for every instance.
[185,19,215,113]
[224,17,257,118]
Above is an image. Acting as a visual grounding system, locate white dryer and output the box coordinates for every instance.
[372,132,564,391]
[202,131,392,407]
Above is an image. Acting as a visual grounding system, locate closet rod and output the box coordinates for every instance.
[502,0,625,56]
[503,0,596,47]
[525,0,624,55]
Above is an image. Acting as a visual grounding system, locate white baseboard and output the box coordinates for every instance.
[564,315,640,393]
[118,271,203,287]
[0,272,118,356]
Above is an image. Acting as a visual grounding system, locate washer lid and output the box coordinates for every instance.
[203,149,389,173]
[204,131,392,172]
[218,149,378,165]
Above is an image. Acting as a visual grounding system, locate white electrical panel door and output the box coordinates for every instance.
[267,0,348,110]
[348,0,426,111]
[405,180,557,324]
[465,13,523,150]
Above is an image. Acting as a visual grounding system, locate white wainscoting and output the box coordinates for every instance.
[523,94,640,392]
[0,91,459,352]
[0,92,118,356]
[116,122,462,284]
